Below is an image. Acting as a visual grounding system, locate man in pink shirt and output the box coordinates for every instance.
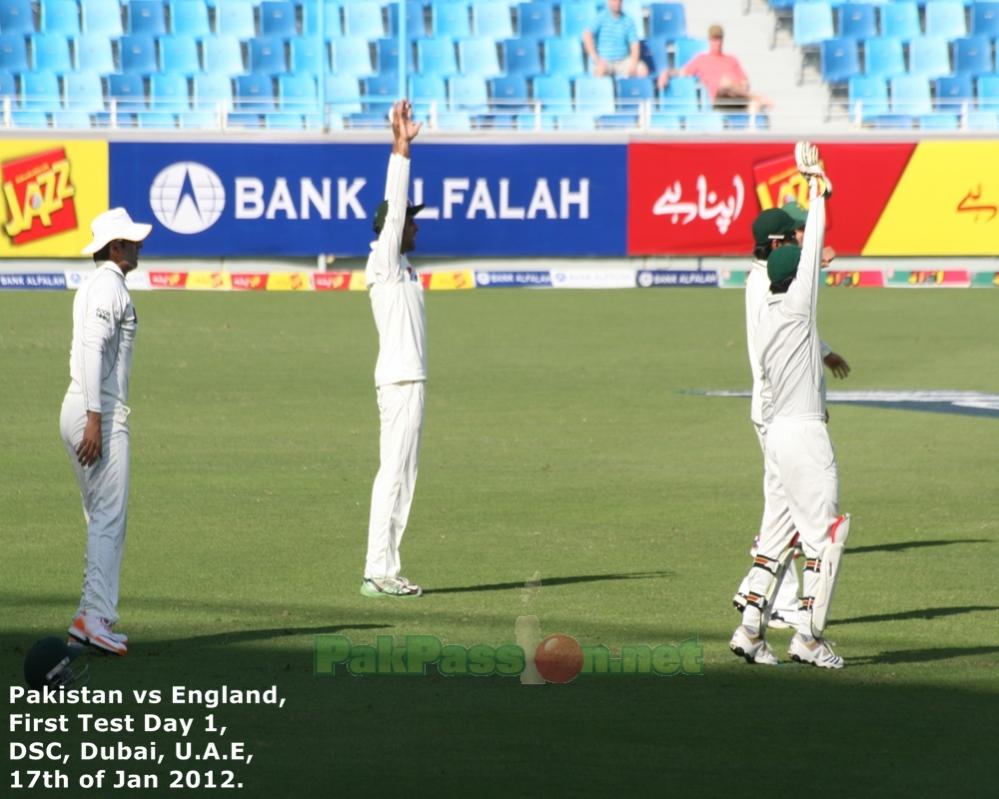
[658,24,773,115]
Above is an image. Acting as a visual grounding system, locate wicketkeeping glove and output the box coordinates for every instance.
[794,140,833,198]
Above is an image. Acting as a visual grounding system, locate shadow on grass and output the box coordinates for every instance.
[421,570,671,595]
[849,538,990,555]
[849,644,999,666]
[837,606,999,625]
[134,623,391,653]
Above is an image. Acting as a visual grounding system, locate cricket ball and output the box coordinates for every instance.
[534,634,583,684]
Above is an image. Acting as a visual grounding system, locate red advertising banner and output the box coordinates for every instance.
[627,142,915,256]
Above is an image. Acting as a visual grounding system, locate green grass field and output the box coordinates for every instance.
[3,287,998,797]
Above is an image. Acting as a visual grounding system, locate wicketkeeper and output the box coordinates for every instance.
[361,99,427,598]
[730,143,851,669]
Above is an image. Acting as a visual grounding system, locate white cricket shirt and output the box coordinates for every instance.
[755,193,828,425]
[366,153,427,388]
[67,261,137,414]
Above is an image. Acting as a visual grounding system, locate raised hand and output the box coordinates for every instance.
[390,99,421,142]
[794,141,833,198]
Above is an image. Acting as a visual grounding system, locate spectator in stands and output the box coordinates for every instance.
[582,0,649,78]
[657,24,772,114]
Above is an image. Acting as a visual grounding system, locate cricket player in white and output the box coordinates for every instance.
[730,143,850,669]
[733,207,850,629]
[62,208,151,656]
[361,100,427,599]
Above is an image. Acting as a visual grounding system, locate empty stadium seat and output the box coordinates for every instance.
[291,37,327,73]
[660,74,700,112]
[517,2,556,38]
[362,73,396,111]
[41,0,81,35]
[12,111,50,126]
[376,37,414,73]
[323,73,361,113]
[108,72,146,110]
[0,0,36,34]
[489,74,529,111]
[674,37,707,69]
[793,1,834,45]
[52,109,93,127]
[684,112,724,131]
[615,76,653,112]
[459,36,501,76]
[544,36,584,75]
[532,74,572,110]
[171,0,210,36]
[409,73,446,113]
[216,1,255,38]
[838,3,878,40]
[919,112,960,129]
[925,1,967,38]
[574,74,614,114]
[22,70,60,109]
[909,36,952,77]
[954,35,994,76]
[966,109,999,128]
[417,37,457,75]
[560,0,598,39]
[848,74,889,119]
[250,37,288,74]
[75,33,114,72]
[448,74,488,111]
[643,36,669,74]
[32,33,73,72]
[473,2,513,38]
[261,1,297,37]
[137,111,177,127]
[121,34,158,73]
[385,0,426,39]
[648,3,686,39]
[432,1,471,37]
[881,2,920,40]
[0,70,15,98]
[150,71,190,110]
[0,33,28,71]
[344,2,385,38]
[64,70,104,110]
[236,73,276,111]
[972,2,999,36]
[864,36,906,77]
[502,37,541,76]
[160,34,201,75]
[934,74,974,109]
[978,75,999,109]
[193,72,233,109]
[128,0,166,35]
[203,35,244,75]
[891,74,932,115]
[301,0,342,37]
[822,37,860,84]
[278,72,317,110]
[332,36,374,76]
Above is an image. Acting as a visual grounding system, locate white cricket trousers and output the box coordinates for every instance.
[60,391,130,624]
[365,381,425,579]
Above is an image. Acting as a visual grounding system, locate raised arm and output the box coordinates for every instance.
[784,143,831,319]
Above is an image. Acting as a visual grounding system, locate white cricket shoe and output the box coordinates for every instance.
[729,625,779,666]
[768,609,802,630]
[788,633,843,669]
[68,613,127,656]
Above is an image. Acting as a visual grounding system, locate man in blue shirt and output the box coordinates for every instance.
[583,0,648,78]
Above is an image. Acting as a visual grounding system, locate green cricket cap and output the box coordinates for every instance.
[373,200,425,233]
[751,208,796,246]
[767,244,802,286]
[781,200,807,228]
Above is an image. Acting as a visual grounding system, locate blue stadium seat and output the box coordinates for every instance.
[203,35,244,75]
[301,0,342,37]
[648,3,686,39]
[160,34,201,74]
[891,75,932,114]
[448,74,488,110]
[489,74,529,111]
[532,74,572,110]
[291,37,327,73]
[972,1,999,36]
[76,33,114,72]
[560,1,597,39]
[502,37,541,76]
[473,2,513,38]
[517,2,555,38]
[0,70,15,98]
[409,73,446,114]
[180,110,221,127]
[343,2,385,38]
[108,72,146,110]
[121,34,158,73]
[558,112,595,130]
[216,1,255,38]
[260,1,297,37]
[793,1,834,45]
[128,0,166,35]
[966,109,999,128]
[249,37,287,74]
[684,112,724,131]
[0,33,28,71]
[0,0,35,34]
[52,109,92,127]
[642,36,668,74]
[432,1,470,37]
[822,37,860,84]
[41,0,81,35]
[649,111,682,129]
[235,73,276,111]
[32,33,73,72]
[332,36,374,76]
[925,1,967,38]
[150,72,190,110]
[22,70,60,109]
[660,74,700,112]
[934,74,973,109]
[81,0,123,35]
[909,36,952,77]
[436,110,471,129]
[376,37,414,73]
[838,3,878,39]
[171,0,210,36]
[919,112,960,129]
[864,36,905,77]
[362,73,395,111]
[516,109,558,130]
[615,76,653,112]
[848,74,888,119]
[278,72,317,110]
[978,74,999,109]
[674,36,707,69]
[385,0,426,39]
[417,37,457,75]
[954,35,994,76]
[323,73,361,113]
[544,36,584,75]
[12,111,50,126]
[193,73,232,109]
[574,74,614,113]
[137,111,177,127]
[459,36,501,76]
[881,2,920,40]
[64,69,104,110]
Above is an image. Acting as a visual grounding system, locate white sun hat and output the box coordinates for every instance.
[81,207,152,255]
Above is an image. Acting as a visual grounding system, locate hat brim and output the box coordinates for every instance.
[81,222,152,255]
[406,204,425,217]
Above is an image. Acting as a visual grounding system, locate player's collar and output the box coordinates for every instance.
[98,261,126,280]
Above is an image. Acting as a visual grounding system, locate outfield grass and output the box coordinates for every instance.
[3,287,998,797]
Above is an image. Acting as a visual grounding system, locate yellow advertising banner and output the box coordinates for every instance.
[426,270,475,291]
[266,272,312,291]
[348,271,368,291]
[0,140,109,258]
[186,271,232,290]
[863,141,999,256]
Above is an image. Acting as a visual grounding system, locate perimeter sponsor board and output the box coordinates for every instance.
[0,272,67,290]
[313,271,353,291]
[550,269,636,289]
[971,271,999,287]
[148,271,188,289]
[110,142,626,257]
[475,271,553,288]
[885,269,971,287]
[231,273,268,291]
[636,269,718,287]
[824,270,884,288]
[0,140,109,257]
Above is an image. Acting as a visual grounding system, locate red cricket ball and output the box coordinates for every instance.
[534,634,584,684]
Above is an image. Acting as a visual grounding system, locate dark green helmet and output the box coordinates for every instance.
[24,637,89,690]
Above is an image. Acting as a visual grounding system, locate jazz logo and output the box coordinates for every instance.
[2,148,77,245]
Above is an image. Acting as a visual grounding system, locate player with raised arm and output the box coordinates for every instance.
[729,143,850,669]
[360,99,428,599]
